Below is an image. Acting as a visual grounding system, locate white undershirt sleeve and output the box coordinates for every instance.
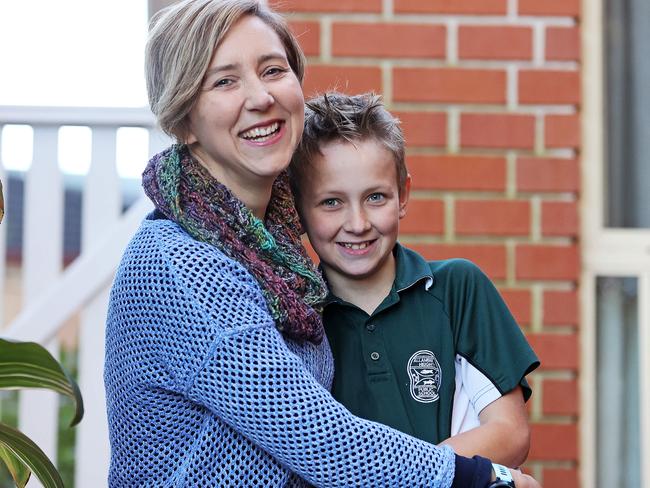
[450,354,502,436]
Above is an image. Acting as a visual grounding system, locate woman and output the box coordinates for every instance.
[104,1,540,486]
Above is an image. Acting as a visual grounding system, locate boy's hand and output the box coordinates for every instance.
[509,468,541,488]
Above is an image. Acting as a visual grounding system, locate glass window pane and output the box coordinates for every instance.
[604,0,650,228]
[596,277,640,487]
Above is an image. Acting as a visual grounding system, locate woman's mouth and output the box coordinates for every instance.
[239,121,281,143]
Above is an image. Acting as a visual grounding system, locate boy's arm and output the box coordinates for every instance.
[440,386,530,468]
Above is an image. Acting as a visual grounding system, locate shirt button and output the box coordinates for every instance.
[366,323,376,332]
[370,351,380,361]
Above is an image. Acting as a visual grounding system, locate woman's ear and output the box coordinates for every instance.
[185,126,198,145]
[398,174,411,219]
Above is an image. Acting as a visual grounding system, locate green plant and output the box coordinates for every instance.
[0,167,83,488]
[2,170,82,488]
[0,338,84,488]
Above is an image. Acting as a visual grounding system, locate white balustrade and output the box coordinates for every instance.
[75,126,121,487]
[20,125,64,468]
[0,105,165,488]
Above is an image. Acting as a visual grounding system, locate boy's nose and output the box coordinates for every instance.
[344,207,371,234]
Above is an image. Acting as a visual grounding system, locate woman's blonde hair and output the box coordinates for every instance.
[146,0,305,142]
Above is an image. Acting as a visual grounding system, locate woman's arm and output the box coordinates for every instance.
[441,386,530,467]
[189,321,458,487]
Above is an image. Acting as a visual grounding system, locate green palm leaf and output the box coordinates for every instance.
[0,339,83,426]
[0,423,63,488]
[0,444,31,488]
[0,177,4,223]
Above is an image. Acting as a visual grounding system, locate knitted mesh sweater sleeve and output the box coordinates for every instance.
[105,220,456,487]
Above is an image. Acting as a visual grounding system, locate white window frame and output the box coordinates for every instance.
[581,1,650,486]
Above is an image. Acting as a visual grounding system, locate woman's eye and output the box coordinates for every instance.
[264,66,288,77]
[214,78,234,88]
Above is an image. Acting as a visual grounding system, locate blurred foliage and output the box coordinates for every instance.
[0,340,83,488]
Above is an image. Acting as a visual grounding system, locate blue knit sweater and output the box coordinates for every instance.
[104,216,458,487]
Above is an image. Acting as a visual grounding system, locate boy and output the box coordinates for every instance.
[289,92,540,467]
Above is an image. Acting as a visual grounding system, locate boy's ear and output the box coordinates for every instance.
[398,174,411,219]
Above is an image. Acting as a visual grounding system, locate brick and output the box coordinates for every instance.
[519,70,581,105]
[459,26,532,60]
[394,68,506,104]
[528,333,579,370]
[546,114,580,148]
[517,157,580,193]
[408,155,506,191]
[456,200,530,236]
[543,379,578,415]
[302,236,318,264]
[542,201,579,236]
[461,113,535,149]
[289,21,320,56]
[272,0,381,13]
[544,290,579,326]
[333,23,445,59]
[516,245,579,281]
[543,468,579,488]
[546,27,581,61]
[519,0,580,17]
[395,112,447,147]
[303,65,382,98]
[395,0,506,15]
[400,199,445,234]
[529,423,578,460]
[500,289,531,325]
[408,244,506,279]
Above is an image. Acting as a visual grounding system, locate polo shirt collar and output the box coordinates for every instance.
[319,264,341,307]
[393,242,434,292]
[320,243,434,308]
[322,289,340,307]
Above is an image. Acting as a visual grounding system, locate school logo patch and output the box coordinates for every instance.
[407,350,442,403]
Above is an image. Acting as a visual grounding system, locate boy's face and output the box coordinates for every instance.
[298,138,410,285]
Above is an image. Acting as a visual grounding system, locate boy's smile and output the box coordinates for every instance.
[299,138,410,296]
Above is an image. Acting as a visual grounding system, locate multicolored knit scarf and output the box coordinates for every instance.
[142,144,327,344]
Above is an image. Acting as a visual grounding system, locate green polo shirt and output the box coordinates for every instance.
[323,243,540,445]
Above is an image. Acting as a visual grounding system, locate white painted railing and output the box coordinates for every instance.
[0,106,170,487]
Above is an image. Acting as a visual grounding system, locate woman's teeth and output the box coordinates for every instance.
[241,122,280,141]
[341,242,370,250]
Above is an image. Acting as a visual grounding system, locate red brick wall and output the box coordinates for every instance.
[274,0,581,485]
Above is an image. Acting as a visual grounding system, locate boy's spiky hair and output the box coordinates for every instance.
[289,92,407,202]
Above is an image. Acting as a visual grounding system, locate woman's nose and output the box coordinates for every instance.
[244,80,274,111]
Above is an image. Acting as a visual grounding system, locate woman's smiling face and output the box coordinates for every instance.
[186,14,304,205]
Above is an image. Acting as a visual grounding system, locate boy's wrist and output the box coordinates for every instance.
[488,463,515,487]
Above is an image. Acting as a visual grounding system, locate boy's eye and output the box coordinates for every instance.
[320,198,340,208]
[367,193,385,203]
